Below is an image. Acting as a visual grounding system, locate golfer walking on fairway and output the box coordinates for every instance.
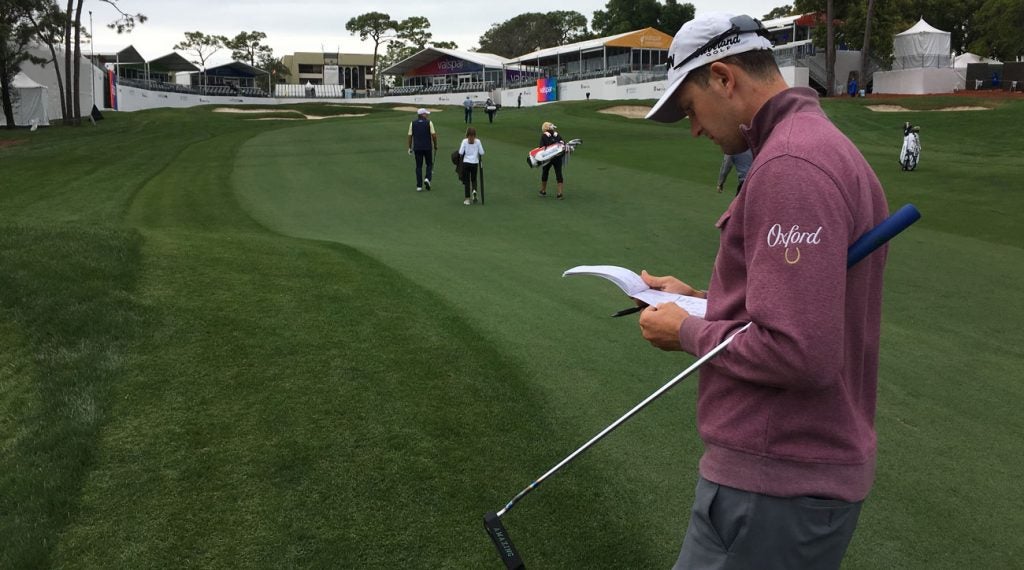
[639,13,890,569]
[407,108,437,192]
[458,127,484,205]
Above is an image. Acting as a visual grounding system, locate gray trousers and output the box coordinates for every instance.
[673,476,863,570]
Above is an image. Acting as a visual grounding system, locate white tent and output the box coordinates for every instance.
[17,45,107,121]
[953,52,1001,68]
[0,72,50,127]
[893,18,951,69]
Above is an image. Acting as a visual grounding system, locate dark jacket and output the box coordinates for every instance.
[539,131,563,147]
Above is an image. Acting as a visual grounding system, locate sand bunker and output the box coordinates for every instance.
[392,106,441,113]
[248,114,368,121]
[212,107,367,120]
[598,105,652,119]
[213,107,280,114]
[867,105,990,112]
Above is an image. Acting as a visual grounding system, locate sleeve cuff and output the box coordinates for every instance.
[678,316,707,355]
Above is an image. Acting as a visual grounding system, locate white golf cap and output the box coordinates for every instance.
[646,12,773,123]
[417,108,430,115]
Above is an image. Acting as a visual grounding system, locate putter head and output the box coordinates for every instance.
[483,511,525,569]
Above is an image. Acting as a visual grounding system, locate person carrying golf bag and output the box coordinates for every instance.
[537,122,566,199]
[458,127,484,205]
[407,108,437,192]
[900,121,921,171]
[637,12,891,568]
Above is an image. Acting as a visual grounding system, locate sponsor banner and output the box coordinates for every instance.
[107,70,118,110]
[537,77,557,102]
[505,69,539,83]
[324,65,340,85]
[408,56,483,77]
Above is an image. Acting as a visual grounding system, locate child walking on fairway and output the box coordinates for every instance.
[458,127,484,205]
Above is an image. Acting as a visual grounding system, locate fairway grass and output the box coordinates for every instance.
[2,96,1022,568]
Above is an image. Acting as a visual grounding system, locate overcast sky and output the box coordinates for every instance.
[86,0,781,66]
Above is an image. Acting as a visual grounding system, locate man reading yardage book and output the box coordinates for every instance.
[638,11,890,569]
[563,265,707,318]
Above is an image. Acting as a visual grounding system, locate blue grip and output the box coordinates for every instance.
[847,204,921,268]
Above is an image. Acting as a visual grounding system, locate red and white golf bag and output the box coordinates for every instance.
[526,139,582,168]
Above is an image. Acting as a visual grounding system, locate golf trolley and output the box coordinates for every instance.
[900,122,921,171]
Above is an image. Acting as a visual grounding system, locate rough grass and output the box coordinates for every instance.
[1,94,1022,568]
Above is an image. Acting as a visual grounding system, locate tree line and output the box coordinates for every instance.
[345,2,697,91]
[0,1,301,128]
[784,0,1024,95]
[2,0,142,127]
[475,1,697,58]
[476,0,1020,97]
[5,0,1022,128]
[171,30,291,92]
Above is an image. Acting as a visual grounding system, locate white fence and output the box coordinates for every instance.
[112,68,812,114]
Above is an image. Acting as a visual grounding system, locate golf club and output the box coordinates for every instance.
[480,159,486,205]
[484,203,921,569]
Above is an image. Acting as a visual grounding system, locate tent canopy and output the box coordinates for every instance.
[12,71,44,89]
[897,19,946,36]
[893,18,951,69]
[148,52,200,74]
[953,52,1001,68]
[382,48,512,76]
[116,45,146,65]
[0,72,49,127]
[205,61,267,78]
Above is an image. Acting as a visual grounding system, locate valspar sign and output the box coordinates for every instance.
[408,56,482,77]
[537,77,557,102]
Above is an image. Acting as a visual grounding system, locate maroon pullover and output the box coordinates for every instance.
[678,88,889,502]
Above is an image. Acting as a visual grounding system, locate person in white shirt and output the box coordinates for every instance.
[458,127,485,205]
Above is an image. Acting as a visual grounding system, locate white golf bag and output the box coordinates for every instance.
[900,124,921,171]
[527,138,582,168]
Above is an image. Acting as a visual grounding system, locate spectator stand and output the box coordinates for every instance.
[381,47,539,98]
[274,83,350,99]
[201,61,271,97]
[504,27,672,89]
[117,50,199,93]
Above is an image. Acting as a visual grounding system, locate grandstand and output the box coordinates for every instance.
[452,81,497,94]
[388,85,423,96]
[274,83,348,98]
[382,47,540,96]
[199,61,271,97]
[503,28,672,85]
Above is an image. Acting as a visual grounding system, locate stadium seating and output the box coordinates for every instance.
[387,85,424,96]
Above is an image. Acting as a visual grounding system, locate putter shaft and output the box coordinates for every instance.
[496,323,752,517]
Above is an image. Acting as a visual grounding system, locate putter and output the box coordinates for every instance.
[483,204,921,568]
[479,160,486,205]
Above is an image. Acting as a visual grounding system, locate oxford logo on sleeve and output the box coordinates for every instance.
[766,224,823,265]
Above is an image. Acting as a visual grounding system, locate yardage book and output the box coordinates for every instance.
[563,265,707,318]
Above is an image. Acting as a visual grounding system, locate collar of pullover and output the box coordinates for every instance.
[740,87,823,156]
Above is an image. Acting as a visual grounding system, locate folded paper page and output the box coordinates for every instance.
[563,265,707,318]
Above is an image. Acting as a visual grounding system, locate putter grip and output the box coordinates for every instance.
[484,512,526,569]
[847,204,920,268]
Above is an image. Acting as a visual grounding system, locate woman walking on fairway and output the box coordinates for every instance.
[459,127,484,205]
[538,121,565,199]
